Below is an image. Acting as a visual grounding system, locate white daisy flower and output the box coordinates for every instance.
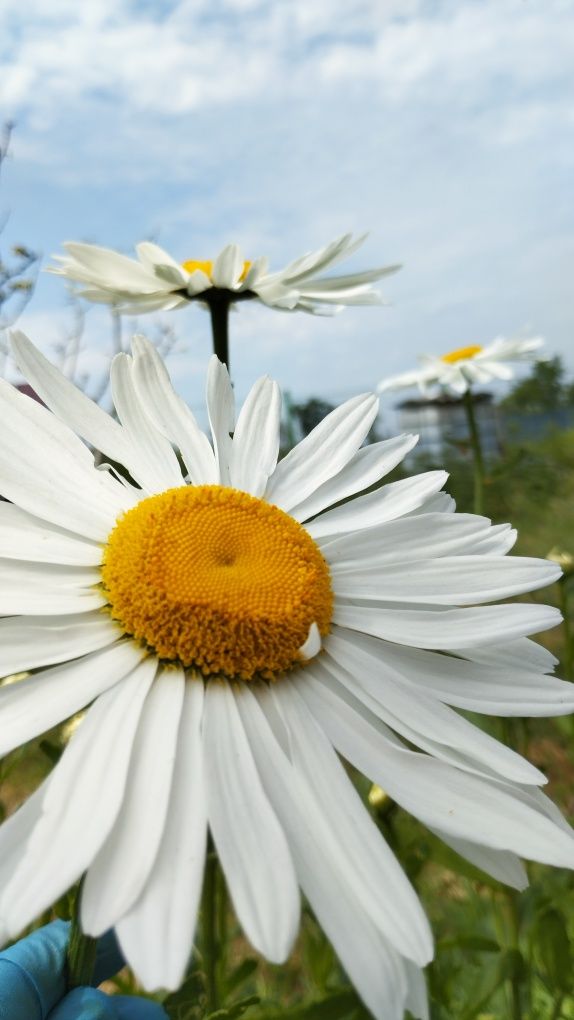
[47,234,399,317]
[1,331,572,1020]
[377,337,545,397]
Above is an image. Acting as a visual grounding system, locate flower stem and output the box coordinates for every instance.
[463,389,485,516]
[66,881,98,990]
[559,581,574,681]
[202,844,220,1013]
[208,298,231,370]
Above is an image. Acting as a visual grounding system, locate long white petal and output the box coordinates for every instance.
[325,512,494,567]
[306,472,448,539]
[82,667,184,935]
[266,394,378,512]
[203,682,299,962]
[110,354,184,493]
[333,602,562,650]
[0,503,103,566]
[1,658,157,934]
[429,829,528,890]
[230,376,281,496]
[211,244,244,288]
[288,435,418,523]
[131,335,217,484]
[0,561,105,615]
[0,378,132,540]
[206,357,234,485]
[0,613,121,676]
[0,640,144,758]
[115,679,207,991]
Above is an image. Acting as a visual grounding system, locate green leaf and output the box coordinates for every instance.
[254,988,361,1020]
[206,994,260,1020]
[224,959,258,997]
[163,969,206,1020]
[534,908,572,990]
[438,936,500,954]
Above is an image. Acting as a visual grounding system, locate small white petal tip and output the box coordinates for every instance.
[298,622,322,661]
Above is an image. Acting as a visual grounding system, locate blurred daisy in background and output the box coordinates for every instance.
[377,336,544,397]
[48,233,399,317]
[0,332,572,1020]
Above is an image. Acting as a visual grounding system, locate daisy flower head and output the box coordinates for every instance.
[1,331,573,1020]
[47,233,400,317]
[377,336,545,397]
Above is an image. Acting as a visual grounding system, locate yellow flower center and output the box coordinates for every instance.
[101,486,332,681]
[440,344,483,364]
[181,259,252,282]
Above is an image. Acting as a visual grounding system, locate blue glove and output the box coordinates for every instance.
[0,921,168,1019]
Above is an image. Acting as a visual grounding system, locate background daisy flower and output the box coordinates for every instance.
[377,336,545,397]
[0,332,572,1020]
[48,234,399,317]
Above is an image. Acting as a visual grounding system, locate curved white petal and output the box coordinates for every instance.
[115,679,207,992]
[211,244,244,288]
[430,828,528,890]
[0,560,105,615]
[206,357,234,485]
[230,376,281,496]
[0,612,121,676]
[333,602,562,650]
[326,512,494,567]
[110,354,184,493]
[131,335,217,484]
[288,435,418,523]
[82,667,185,935]
[1,658,157,935]
[0,640,143,758]
[265,394,378,512]
[306,472,448,539]
[0,378,132,540]
[203,682,299,963]
[0,503,103,566]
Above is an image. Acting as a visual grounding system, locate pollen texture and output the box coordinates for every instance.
[101,486,332,680]
[441,344,483,364]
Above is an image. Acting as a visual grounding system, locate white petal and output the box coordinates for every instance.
[306,472,448,539]
[110,354,184,493]
[359,637,574,717]
[230,376,281,496]
[322,633,545,785]
[331,555,561,604]
[82,667,185,935]
[288,435,418,523]
[0,560,105,615]
[211,244,244,288]
[203,682,299,962]
[131,335,217,484]
[333,602,562,650]
[301,674,574,869]
[236,686,410,1020]
[298,621,322,660]
[115,679,207,992]
[404,961,429,1020]
[136,242,188,285]
[326,512,494,567]
[265,394,379,512]
[1,658,157,934]
[59,242,172,292]
[0,503,103,566]
[0,640,144,757]
[273,680,433,964]
[206,356,234,485]
[430,828,528,890]
[0,378,132,540]
[466,637,557,672]
[0,612,121,676]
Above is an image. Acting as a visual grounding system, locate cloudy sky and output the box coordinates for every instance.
[1,0,573,419]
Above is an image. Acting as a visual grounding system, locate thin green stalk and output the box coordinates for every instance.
[505,891,523,1020]
[550,994,564,1020]
[559,581,573,681]
[66,880,98,990]
[208,299,231,370]
[462,389,485,516]
[202,847,220,1013]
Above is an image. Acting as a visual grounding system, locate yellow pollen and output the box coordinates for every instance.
[181,259,252,282]
[101,486,333,681]
[440,344,483,364]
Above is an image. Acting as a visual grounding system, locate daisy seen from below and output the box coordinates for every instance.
[1,332,573,1020]
[377,336,544,397]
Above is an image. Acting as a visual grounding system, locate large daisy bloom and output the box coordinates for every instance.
[47,234,399,316]
[377,336,544,397]
[1,332,573,1020]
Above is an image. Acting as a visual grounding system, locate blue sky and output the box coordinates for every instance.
[1,0,573,422]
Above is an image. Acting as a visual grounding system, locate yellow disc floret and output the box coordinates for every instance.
[181,259,252,282]
[441,344,483,364]
[101,486,332,681]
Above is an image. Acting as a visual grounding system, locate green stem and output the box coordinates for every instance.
[506,891,523,1020]
[66,881,98,990]
[550,994,564,1020]
[208,299,231,370]
[202,846,220,1013]
[559,581,573,681]
[463,389,485,516]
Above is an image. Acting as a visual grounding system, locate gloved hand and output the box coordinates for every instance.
[0,920,168,1019]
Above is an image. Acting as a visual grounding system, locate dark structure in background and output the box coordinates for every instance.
[397,393,500,461]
